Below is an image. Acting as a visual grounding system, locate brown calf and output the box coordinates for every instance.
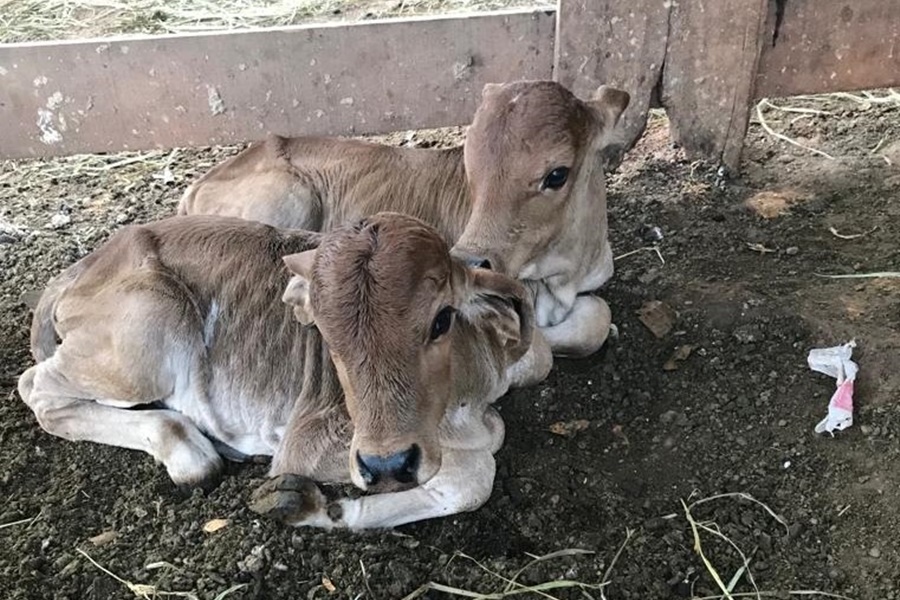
[18,213,551,529]
[179,80,630,357]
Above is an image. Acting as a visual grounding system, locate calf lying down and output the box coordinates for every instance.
[180,80,631,358]
[18,213,551,529]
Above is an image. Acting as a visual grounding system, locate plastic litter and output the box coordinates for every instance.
[808,340,857,435]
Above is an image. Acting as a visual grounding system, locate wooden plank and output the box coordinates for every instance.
[554,0,669,164]
[662,0,769,172]
[755,0,900,98]
[0,9,554,159]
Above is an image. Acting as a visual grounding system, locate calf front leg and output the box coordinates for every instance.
[506,328,553,388]
[252,449,496,530]
[19,362,222,488]
[540,294,612,358]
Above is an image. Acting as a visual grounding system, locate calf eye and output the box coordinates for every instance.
[541,167,570,191]
[430,306,455,341]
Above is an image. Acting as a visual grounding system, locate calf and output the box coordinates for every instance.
[179,80,630,357]
[18,213,551,529]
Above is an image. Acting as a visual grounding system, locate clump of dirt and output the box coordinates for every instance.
[1,100,899,599]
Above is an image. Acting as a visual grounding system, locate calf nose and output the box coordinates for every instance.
[452,249,493,270]
[356,445,420,487]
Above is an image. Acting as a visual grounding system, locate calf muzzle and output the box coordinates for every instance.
[356,444,421,490]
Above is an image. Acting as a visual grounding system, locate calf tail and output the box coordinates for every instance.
[29,264,83,362]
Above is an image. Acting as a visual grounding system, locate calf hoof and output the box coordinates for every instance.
[174,468,223,497]
[249,474,329,526]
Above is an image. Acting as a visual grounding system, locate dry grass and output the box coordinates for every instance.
[0,0,550,43]
[77,548,247,600]
[400,547,612,600]
[0,149,185,203]
[752,90,900,160]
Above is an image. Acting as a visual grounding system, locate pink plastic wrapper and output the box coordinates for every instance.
[808,341,858,435]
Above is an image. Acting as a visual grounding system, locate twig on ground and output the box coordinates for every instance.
[696,523,760,599]
[506,548,594,594]
[360,559,376,600]
[598,529,634,600]
[758,100,832,117]
[401,549,603,600]
[682,499,734,600]
[746,242,776,254]
[0,514,40,530]
[688,492,790,536]
[614,246,665,265]
[755,101,836,160]
[828,226,878,240]
[76,548,246,600]
[814,272,900,279]
[692,592,856,600]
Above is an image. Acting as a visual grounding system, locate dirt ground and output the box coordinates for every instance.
[1,93,899,600]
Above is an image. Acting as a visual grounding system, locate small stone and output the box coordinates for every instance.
[88,530,118,546]
[641,225,664,243]
[785,246,799,255]
[860,424,873,435]
[115,212,131,224]
[869,547,881,558]
[659,410,679,424]
[47,213,71,230]
[238,545,267,573]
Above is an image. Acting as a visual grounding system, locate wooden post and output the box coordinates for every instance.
[556,0,768,173]
[662,0,769,172]
[554,0,669,166]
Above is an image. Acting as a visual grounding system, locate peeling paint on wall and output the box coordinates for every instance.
[207,86,225,115]
[36,91,67,145]
[37,109,62,145]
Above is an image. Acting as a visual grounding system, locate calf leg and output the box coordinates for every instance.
[19,268,224,487]
[252,448,496,530]
[540,294,612,358]
[506,328,553,388]
[19,359,222,488]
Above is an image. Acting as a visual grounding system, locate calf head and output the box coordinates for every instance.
[454,81,630,326]
[282,212,533,492]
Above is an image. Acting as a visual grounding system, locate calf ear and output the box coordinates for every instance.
[462,269,535,363]
[282,250,316,326]
[588,85,630,131]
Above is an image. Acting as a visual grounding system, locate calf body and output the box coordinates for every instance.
[18,214,551,529]
[180,81,630,357]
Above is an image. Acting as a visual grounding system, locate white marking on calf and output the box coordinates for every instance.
[203,300,220,348]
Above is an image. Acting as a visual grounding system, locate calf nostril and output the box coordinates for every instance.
[355,452,377,485]
[463,256,492,270]
[356,444,421,486]
[395,444,420,483]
